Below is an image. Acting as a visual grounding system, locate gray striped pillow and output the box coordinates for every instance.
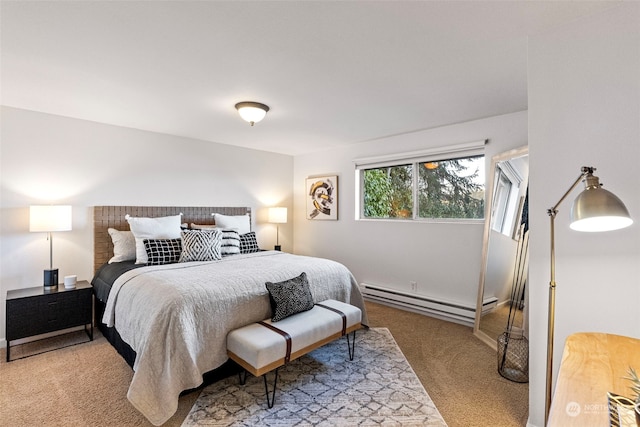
[219,229,241,256]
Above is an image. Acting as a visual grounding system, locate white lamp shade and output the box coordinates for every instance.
[570,187,633,232]
[29,205,72,232]
[268,207,287,224]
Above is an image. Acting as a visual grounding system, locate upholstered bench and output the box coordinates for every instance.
[227,299,362,407]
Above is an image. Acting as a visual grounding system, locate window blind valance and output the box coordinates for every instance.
[353,139,487,170]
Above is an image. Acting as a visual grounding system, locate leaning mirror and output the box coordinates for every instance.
[474,146,529,351]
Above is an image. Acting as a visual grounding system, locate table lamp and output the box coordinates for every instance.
[30,205,72,289]
[268,207,287,251]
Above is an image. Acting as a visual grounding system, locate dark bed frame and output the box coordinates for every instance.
[92,206,251,381]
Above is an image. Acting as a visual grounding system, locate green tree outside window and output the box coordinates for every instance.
[362,155,484,220]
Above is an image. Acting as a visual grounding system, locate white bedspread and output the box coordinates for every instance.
[102,251,367,426]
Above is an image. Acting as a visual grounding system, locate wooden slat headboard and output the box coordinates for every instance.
[93,206,252,273]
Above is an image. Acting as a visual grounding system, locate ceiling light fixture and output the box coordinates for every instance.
[235,101,270,126]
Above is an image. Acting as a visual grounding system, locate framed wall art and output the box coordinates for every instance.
[306,175,338,220]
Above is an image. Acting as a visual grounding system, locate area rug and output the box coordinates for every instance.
[182,327,447,426]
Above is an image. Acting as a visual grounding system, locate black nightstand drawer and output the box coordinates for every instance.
[6,288,92,340]
[6,281,94,361]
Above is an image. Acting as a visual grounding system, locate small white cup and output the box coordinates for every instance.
[64,275,77,288]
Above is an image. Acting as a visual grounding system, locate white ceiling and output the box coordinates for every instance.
[1,1,616,156]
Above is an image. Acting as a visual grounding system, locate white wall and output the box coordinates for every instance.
[0,106,293,344]
[293,111,527,308]
[528,4,640,426]
[485,155,529,305]
[485,230,518,303]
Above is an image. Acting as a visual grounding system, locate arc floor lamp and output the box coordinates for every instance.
[545,166,633,423]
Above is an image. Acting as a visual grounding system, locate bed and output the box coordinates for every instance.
[91,206,368,426]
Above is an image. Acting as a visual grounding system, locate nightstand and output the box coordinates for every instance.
[6,280,93,362]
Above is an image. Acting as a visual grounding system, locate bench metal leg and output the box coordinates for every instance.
[238,369,247,385]
[263,368,279,408]
[235,327,359,409]
[347,330,357,361]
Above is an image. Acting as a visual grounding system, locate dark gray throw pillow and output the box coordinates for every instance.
[265,272,314,322]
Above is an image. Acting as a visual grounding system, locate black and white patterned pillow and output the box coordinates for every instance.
[220,229,241,256]
[265,272,314,322]
[179,229,222,262]
[240,231,260,254]
[144,238,182,266]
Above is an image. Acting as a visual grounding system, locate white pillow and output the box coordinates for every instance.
[190,223,216,230]
[126,214,182,264]
[107,228,136,263]
[213,213,250,235]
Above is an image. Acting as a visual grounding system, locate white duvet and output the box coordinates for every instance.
[102,251,367,426]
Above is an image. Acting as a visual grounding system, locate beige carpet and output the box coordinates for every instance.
[366,301,529,426]
[0,330,196,427]
[478,302,525,342]
[0,301,528,426]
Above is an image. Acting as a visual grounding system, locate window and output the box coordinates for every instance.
[356,142,486,221]
[490,159,525,237]
[417,156,485,219]
[363,164,413,218]
[491,169,513,232]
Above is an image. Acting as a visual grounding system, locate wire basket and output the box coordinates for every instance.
[497,329,529,383]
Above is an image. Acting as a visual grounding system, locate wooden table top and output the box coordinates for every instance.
[548,332,640,426]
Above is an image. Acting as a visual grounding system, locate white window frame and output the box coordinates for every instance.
[354,140,486,223]
[490,160,524,236]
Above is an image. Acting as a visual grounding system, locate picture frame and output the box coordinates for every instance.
[306,175,338,220]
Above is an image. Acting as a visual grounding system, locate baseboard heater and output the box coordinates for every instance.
[360,283,497,326]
